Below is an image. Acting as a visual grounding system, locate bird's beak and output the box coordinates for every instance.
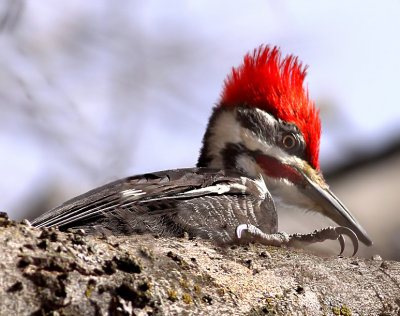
[296,167,373,246]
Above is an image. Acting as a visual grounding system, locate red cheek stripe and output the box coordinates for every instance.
[256,155,302,184]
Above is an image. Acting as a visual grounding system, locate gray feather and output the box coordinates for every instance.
[31,168,276,243]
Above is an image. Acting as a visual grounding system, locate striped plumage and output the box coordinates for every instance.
[31,45,372,254]
[32,168,276,245]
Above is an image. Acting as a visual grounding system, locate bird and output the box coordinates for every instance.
[31,45,372,255]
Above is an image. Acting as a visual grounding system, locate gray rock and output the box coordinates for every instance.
[0,213,399,315]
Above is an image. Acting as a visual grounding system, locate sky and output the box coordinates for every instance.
[0,0,399,222]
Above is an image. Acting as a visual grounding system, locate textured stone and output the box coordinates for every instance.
[0,218,399,315]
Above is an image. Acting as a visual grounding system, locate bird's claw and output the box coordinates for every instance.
[236,224,359,256]
[236,224,248,239]
[333,226,359,256]
[288,226,359,256]
[338,234,345,255]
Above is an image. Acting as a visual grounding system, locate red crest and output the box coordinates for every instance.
[220,45,321,170]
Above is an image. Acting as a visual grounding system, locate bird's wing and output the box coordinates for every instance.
[31,168,274,236]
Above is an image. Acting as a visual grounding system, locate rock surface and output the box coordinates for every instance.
[0,212,399,315]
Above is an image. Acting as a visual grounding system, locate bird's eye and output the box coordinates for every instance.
[282,134,296,149]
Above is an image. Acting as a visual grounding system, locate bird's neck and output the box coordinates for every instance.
[197,107,317,215]
[197,107,260,179]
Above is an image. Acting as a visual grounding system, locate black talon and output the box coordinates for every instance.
[334,227,359,256]
[338,234,345,255]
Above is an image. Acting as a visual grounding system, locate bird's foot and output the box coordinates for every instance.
[236,224,359,256]
[236,224,291,247]
[288,226,359,256]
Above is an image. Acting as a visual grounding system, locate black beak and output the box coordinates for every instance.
[297,168,373,246]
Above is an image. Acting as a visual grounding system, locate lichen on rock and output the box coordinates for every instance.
[0,213,399,315]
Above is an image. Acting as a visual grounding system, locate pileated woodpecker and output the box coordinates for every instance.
[32,46,372,255]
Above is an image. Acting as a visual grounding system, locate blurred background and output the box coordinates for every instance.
[1,1,399,260]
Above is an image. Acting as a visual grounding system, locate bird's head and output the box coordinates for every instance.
[198,45,372,246]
